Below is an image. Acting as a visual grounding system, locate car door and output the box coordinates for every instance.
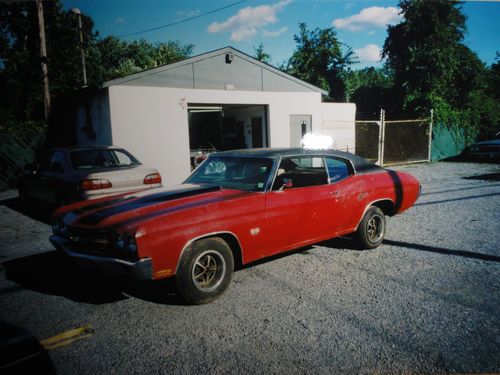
[324,156,358,232]
[25,150,67,205]
[264,156,342,255]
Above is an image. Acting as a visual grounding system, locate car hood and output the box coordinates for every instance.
[59,183,247,229]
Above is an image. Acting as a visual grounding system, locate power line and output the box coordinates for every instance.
[118,0,247,38]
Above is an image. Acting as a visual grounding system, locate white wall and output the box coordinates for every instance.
[107,86,324,184]
[321,103,356,153]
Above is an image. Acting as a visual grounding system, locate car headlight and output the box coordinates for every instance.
[115,233,137,253]
[115,234,126,250]
[52,219,69,238]
[52,221,61,236]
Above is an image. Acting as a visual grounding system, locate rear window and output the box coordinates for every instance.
[70,149,140,170]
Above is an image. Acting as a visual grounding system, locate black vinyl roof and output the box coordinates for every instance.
[212,148,382,174]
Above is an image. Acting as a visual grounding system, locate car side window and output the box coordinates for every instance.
[272,156,328,190]
[113,150,134,166]
[49,151,66,174]
[325,157,352,183]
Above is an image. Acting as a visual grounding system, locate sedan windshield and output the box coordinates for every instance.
[71,149,141,170]
[186,156,274,192]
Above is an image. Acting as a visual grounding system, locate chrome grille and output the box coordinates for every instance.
[67,227,113,254]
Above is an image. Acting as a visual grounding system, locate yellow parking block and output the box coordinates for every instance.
[40,325,94,350]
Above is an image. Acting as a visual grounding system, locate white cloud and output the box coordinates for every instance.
[344,3,354,11]
[207,0,291,41]
[231,27,258,42]
[262,26,288,37]
[176,9,201,19]
[333,6,402,32]
[114,17,126,24]
[355,44,382,63]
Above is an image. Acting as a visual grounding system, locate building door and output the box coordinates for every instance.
[251,117,263,148]
[222,117,246,150]
[290,115,312,147]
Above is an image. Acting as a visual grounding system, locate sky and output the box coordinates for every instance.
[60,0,500,69]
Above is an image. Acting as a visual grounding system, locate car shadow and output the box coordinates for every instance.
[317,236,360,250]
[0,196,53,225]
[2,250,186,306]
[463,172,500,181]
[240,236,360,271]
[384,239,500,263]
[415,191,500,206]
[442,154,500,164]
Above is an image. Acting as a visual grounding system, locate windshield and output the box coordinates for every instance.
[186,156,274,192]
[70,149,141,170]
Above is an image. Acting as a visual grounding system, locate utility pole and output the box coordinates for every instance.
[72,8,87,87]
[36,0,51,121]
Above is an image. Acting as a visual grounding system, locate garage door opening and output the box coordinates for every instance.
[188,104,268,168]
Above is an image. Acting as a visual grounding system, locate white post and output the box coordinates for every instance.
[379,109,386,167]
[428,109,434,162]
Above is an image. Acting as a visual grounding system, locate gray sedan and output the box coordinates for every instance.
[18,146,162,207]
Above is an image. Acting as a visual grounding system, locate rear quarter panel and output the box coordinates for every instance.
[339,169,420,234]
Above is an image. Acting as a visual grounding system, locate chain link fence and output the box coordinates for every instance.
[355,110,433,166]
[0,133,45,191]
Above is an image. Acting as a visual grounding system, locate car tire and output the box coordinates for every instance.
[355,206,386,249]
[176,237,234,305]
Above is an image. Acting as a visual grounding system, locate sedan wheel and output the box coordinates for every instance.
[176,237,234,304]
[355,206,386,249]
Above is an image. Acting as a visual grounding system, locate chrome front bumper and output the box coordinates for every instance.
[50,235,153,280]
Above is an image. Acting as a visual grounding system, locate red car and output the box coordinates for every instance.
[50,148,420,304]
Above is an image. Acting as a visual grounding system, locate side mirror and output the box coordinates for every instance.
[279,178,293,191]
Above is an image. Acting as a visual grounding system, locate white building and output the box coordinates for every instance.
[72,47,355,184]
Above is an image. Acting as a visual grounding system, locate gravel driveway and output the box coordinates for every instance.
[1,161,499,374]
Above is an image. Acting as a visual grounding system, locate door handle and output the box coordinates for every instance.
[329,191,340,197]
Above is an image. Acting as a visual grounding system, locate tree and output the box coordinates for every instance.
[382,0,496,140]
[91,37,193,81]
[253,43,271,63]
[382,0,470,114]
[0,1,193,134]
[344,67,392,100]
[286,23,356,101]
[344,67,394,119]
[488,52,500,101]
[0,1,96,129]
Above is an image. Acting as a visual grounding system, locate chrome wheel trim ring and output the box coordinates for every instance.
[191,250,226,292]
[367,214,384,243]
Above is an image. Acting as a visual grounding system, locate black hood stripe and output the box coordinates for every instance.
[78,184,221,226]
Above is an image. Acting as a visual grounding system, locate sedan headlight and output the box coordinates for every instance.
[115,233,138,253]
